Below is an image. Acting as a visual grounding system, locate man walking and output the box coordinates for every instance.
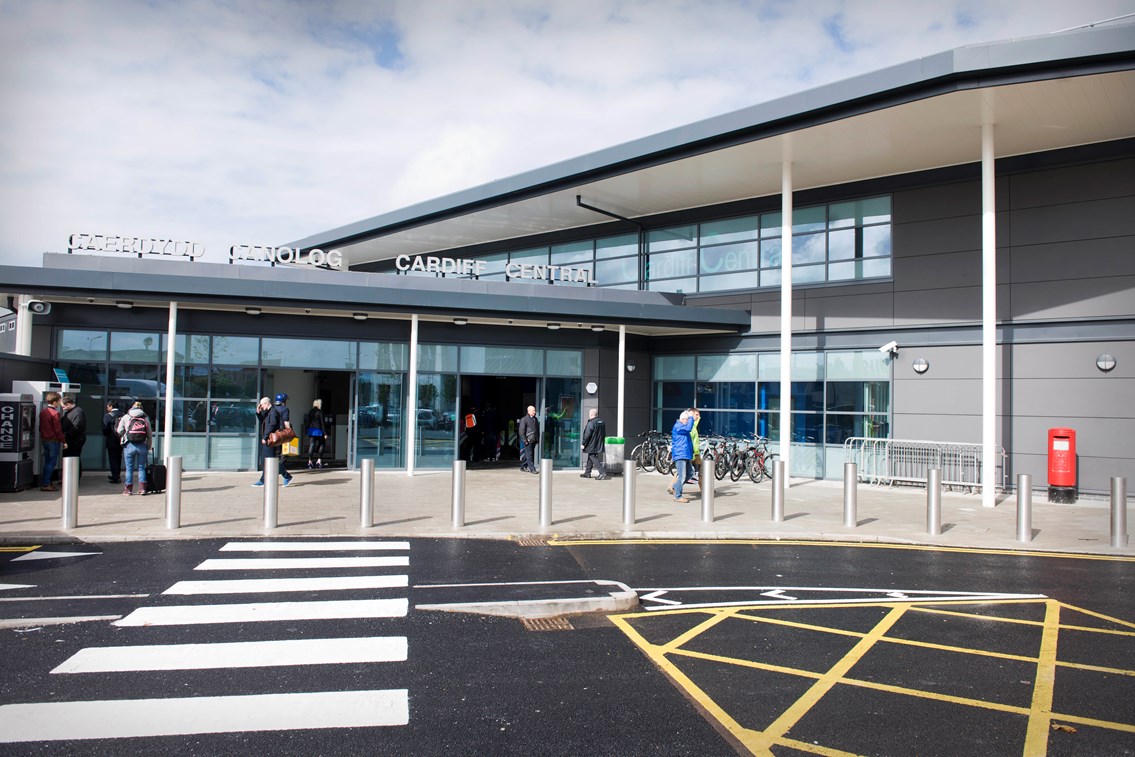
[253,393,293,488]
[102,401,124,484]
[60,395,87,480]
[670,410,695,503]
[579,408,607,480]
[518,405,539,474]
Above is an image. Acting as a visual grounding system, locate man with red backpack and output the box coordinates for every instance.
[116,401,152,495]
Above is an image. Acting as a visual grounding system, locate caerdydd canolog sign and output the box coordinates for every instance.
[67,233,341,268]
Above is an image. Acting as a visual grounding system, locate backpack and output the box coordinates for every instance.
[124,416,148,443]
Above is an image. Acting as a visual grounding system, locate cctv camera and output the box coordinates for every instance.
[27,300,52,315]
[878,340,898,354]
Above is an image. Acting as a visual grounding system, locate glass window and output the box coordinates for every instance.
[415,373,458,468]
[826,414,889,445]
[359,342,407,371]
[697,410,754,437]
[701,216,758,244]
[793,265,826,284]
[357,371,405,468]
[827,351,890,380]
[655,355,695,380]
[647,277,696,294]
[699,241,758,276]
[210,367,259,399]
[212,336,260,365]
[826,381,889,413]
[792,206,826,234]
[550,241,593,265]
[698,271,759,293]
[262,338,355,370]
[510,247,549,264]
[595,234,638,259]
[596,256,638,285]
[828,228,856,261]
[863,225,892,258]
[110,332,161,363]
[174,365,210,397]
[163,334,210,364]
[478,252,509,276]
[760,238,781,269]
[792,233,826,265]
[461,347,542,375]
[646,249,697,281]
[418,344,458,372]
[546,350,582,376]
[647,225,697,252]
[695,381,755,410]
[658,381,696,408]
[697,354,757,382]
[58,330,107,361]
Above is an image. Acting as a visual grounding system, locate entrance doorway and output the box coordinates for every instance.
[262,368,353,468]
[460,375,538,464]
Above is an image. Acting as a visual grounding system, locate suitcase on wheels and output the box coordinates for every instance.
[145,449,167,494]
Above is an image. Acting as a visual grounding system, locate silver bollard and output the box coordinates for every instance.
[539,458,553,528]
[844,462,858,528]
[451,459,466,528]
[927,467,942,536]
[1016,473,1032,543]
[700,457,714,523]
[165,456,182,530]
[263,457,279,529]
[360,458,375,528]
[1112,477,1128,549]
[61,456,79,529]
[622,462,636,527]
[771,459,785,522]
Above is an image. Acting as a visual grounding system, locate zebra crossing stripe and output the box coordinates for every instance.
[114,598,408,626]
[52,636,408,673]
[195,556,409,570]
[0,689,409,742]
[219,541,410,551]
[164,575,409,595]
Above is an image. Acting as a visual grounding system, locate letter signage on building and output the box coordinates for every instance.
[68,233,205,260]
[395,254,595,285]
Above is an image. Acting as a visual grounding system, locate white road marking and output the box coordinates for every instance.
[195,556,409,570]
[11,551,100,562]
[0,615,120,629]
[113,598,408,626]
[52,636,408,673]
[0,689,409,742]
[164,575,408,595]
[760,589,798,600]
[220,541,410,551]
[0,583,36,591]
[0,594,148,602]
[634,586,1047,610]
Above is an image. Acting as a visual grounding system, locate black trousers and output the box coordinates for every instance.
[106,441,123,482]
[259,442,291,480]
[583,451,606,477]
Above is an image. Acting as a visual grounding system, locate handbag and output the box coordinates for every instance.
[267,426,296,447]
[281,438,300,457]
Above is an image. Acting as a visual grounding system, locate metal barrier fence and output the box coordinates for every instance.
[843,437,1006,492]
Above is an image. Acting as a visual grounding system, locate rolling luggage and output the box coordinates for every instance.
[146,449,167,494]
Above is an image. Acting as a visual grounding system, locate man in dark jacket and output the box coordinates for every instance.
[579,408,607,480]
[517,405,539,474]
[60,394,87,479]
[253,393,293,488]
[102,401,124,484]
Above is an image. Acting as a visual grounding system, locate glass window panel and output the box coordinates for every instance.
[654,355,695,381]
[826,381,890,412]
[698,271,758,293]
[509,247,549,264]
[794,352,824,379]
[162,334,210,364]
[209,434,258,470]
[826,414,889,445]
[357,371,404,467]
[828,201,858,229]
[262,338,355,370]
[210,367,259,399]
[359,342,407,371]
[758,381,779,410]
[697,410,754,437]
[827,351,890,380]
[695,381,755,410]
[647,225,697,252]
[760,212,782,236]
[758,354,781,382]
[550,241,593,265]
[107,365,161,403]
[554,261,593,286]
[757,411,777,440]
[546,350,582,376]
[828,228,856,261]
[658,381,696,408]
[418,344,458,372]
[864,258,891,278]
[212,336,260,365]
[828,261,857,281]
[596,234,638,259]
[697,354,757,382]
[792,412,823,443]
[861,196,891,225]
[57,330,108,361]
[58,361,105,389]
[647,277,696,294]
[700,241,758,276]
[164,433,207,468]
[760,269,781,287]
[792,232,826,265]
[461,347,542,375]
[415,373,457,468]
[792,206,826,234]
[863,225,891,258]
[477,252,508,276]
[646,249,697,281]
[701,216,757,244]
[168,398,209,433]
[793,265,826,284]
[596,256,638,284]
[792,381,824,412]
[760,238,781,269]
[174,365,210,397]
[110,332,160,363]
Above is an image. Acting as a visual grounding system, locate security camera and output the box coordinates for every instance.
[27,300,52,315]
[879,340,898,355]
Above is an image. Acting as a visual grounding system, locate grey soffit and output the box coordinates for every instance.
[0,255,751,335]
[286,24,1135,264]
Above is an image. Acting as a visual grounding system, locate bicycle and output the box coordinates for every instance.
[630,430,667,473]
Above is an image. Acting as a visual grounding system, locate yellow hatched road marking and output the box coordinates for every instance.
[1058,601,1135,630]
[1024,601,1061,756]
[0,546,40,552]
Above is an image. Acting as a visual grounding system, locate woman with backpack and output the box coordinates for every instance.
[116,401,152,495]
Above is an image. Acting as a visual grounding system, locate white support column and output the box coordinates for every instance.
[617,325,626,438]
[779,158,793,478]
[163,301,178,459]
[981,123,997,508]
[14,295,32,356]
[406,314,419,477]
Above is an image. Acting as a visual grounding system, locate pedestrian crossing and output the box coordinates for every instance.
[0,540,412,744]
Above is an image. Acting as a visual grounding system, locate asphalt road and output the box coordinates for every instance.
[1,538,1132,756]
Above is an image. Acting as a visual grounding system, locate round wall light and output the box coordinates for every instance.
[1096,353,1117,372]
[912,358,929,375]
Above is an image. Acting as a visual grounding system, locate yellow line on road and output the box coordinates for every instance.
[0,546,40,552]
[1024,600,1061,756]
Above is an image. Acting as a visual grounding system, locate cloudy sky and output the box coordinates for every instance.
[1,0,1132,268]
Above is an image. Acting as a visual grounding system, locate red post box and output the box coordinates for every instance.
[1047,427,1077,503]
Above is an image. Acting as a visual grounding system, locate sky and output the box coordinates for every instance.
[1,0,1132,269]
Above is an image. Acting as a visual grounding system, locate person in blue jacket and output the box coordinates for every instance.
[670,410,695,503]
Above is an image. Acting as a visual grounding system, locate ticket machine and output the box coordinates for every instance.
[0,393,37,491]
[12,378,83,478]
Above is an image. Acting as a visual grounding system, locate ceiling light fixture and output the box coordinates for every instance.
[245,307,262,316]
[591,325,604,332]
[547,323,561,330]
[116,300,133,309]
[453,317,468,326]
[353,313,368,321]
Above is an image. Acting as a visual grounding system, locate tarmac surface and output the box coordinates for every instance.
[0,461,1129,555]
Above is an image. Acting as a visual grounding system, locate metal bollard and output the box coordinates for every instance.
[700,457,714,523]
[451,459,466,528]
[263,457,279,529]
[927,468,942,536]
[1016,473,1032,543]
[771,459,785,522]
[360,458,375,528]
[61,456,79,529]
[843,462,858,528]
[539,458,553,528]
[165,456,182,530]
[622,463,636,527]
[1112,477,1128,549]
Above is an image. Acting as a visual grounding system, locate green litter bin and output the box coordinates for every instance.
[604,437,626,475]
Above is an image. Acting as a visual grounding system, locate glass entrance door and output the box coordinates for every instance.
[543,377,581,468]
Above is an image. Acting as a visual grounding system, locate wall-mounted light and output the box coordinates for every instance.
[353,313,368,321]
[626,360,636,373]
[1096,353,1117,372]
[591,325,604,332]
[547,323,561,330]
[453,317,468,326]
[245,307,261,316]
[912,358,929,375]
[116,300,133,309]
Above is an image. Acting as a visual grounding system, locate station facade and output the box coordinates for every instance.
[2,24,1133,496]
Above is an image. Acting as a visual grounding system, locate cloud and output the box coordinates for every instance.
[0,0,1129,267]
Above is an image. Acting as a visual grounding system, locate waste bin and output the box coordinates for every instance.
[604,437,625,475]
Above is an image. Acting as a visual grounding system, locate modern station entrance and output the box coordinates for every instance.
[457,375,581,469]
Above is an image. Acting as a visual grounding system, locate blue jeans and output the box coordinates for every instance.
[674,458,691,499]
[40,441,61,487]
[123,443,148,486]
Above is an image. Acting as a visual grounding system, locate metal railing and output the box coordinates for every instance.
[843,437,1006,493]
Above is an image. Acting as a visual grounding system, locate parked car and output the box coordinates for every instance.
[417,409,437,430]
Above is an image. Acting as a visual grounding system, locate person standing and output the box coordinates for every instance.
[38,391,65,492]
[518,405,540,474]
[253,393,293,487]
[116,401,152,495]
[306,398,326,469]
[670,410,695,504]
[60,395,87,480]
[579,407,608,480]
[102,401,124,483]
[671,407,700,494]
